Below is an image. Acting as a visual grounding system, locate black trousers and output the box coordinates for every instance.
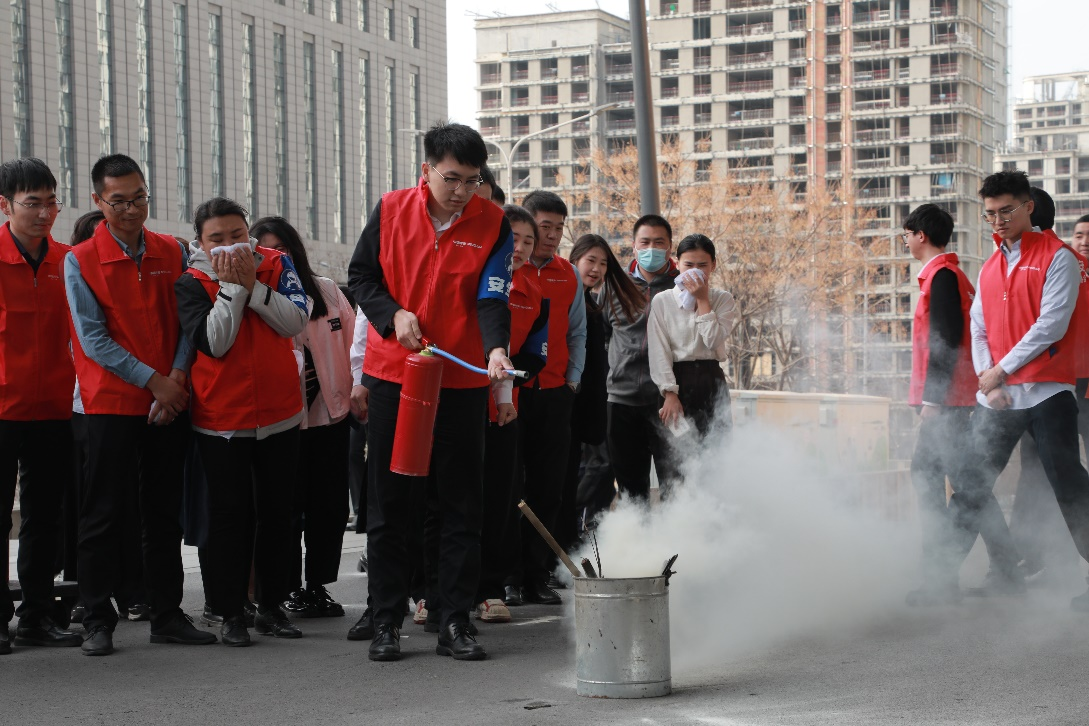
[607,401,673,501]
[288,419,350,589]
[558,434,584,553]
[909,406,972,583]
[1008,379,1089,571]
[478,420,520,602]
[366,381,486,629]
[672,360,732,439]
[348,417,367,525]
[197,427,299,619]
[515,386,574,588]
[575,442,615,525]
[79,414,188,631]
[0,419,73,625]
[955,392,1089,573]
[60,413,86,583]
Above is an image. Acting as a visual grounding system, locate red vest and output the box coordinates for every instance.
[70,223,183,415]
[0,223,75,420]
[978,230,1078,386]
[1044,229,1089,379]
[529,255,579,389]
[364,181,506,389]
[488,266,544,422]
[908,253,976,407]
[186,250,302,431]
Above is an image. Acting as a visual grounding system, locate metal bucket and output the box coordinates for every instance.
[574,575,671,698]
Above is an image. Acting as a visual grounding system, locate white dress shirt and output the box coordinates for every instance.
[647,287,737,395]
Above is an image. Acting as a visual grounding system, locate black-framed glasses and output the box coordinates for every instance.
[101,195,152,212]
[430,168,482,192]
[980,201,1026,224]
[8,197,63,213]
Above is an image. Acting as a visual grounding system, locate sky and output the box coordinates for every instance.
[445,0,1088,131]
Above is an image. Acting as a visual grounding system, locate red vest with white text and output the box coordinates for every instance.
[364,181,506,389]
[186,250,302,431]
[69,223,183,415]
[908,253,976,407]
[978,230,1078,386]
[529,255,579,389]
[0,223,75,420]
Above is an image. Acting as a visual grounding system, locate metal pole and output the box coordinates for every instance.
[629,0,660,215]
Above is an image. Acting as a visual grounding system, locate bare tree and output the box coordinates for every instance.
[568,141,875,392]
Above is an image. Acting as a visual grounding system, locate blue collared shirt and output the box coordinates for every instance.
[64,226,194,388]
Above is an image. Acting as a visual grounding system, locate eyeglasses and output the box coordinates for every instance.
[101,195,152,212]
[8,197,63,213]
[980,201,1026,224]
[430,168,482,192]
[898,232,912,245]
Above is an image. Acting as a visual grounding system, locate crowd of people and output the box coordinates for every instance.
[3,122,1089,663]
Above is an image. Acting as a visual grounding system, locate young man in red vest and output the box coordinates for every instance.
[347,123,513,661]
[901,204,977,606]
[64,155,216,655]
[506,190,586,607]
[963,170,1089,609]
[0,158,83,653]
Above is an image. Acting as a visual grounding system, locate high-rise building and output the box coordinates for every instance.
[0,0,446,281]
[476,0,1008,401]
[997,72,1089,241]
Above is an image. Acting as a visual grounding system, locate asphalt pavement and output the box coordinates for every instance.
[3,533,1088,726]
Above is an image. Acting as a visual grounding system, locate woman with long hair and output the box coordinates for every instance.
[249,216,356,621]
[563,234,646,529]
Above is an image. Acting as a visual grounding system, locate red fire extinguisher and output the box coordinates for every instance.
[390,350,444,476]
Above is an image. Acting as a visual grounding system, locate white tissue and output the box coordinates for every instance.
[674,268,705,311]
[209,241,252,256]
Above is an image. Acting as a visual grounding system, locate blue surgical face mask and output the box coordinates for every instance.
[636,247,668,272]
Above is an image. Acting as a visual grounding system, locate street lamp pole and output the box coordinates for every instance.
[497,102,619,194]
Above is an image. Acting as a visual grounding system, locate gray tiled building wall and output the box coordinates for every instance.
[0,0,447,283]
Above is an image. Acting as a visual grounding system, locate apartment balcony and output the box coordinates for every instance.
[607,64,633,76]
[930,185,958,197]
[791,163,808,175]
[856,157,892,169]
[694,83,712,96]
[542,150,560,161]
[855,128,891,141]
[930,93,960,105]
[931,123,961,137]
[480,72,500,85]
[607,91,634,103]
[736,107,774,120]
[788,106,807,120]
[933,32,958,45]
[572,65,589,77]
[854,99,892,111]
[789,47,807,59]
[929,152,961,164]
[695,169,713,182]
[726,22,773,37]
[827,161,842,173]
[827,20,842,31]
[694,56,712,69]
[662,87,679,99]
[828,131,842,142]
[930,3,957,19]
[607,118,636,131]
[727,0,774,9]
[542,95,559,105]
[513,124,530,136]
[512,150,530,162]
[662,58,680,71]
[480,125,499,137]
[695,111,713,124]
[826,45,842,57]
[542,67,559,79]
[789,133,807,145]
[694,0,711,11]
[512,97,529,108]
[481,98,502,110]
[826,103,842,114]
[931,63,959,77]
[789,19,807,30]
[853,39,891,52]
[789,76,807,88]
[572,92,590,103]
[662,115,680,127]
[729,79,774,93]
[827,74,842,85]
[731,51,774,64]
[852,9,891,23]
[572,119,590,132]
[512,69,529,81]
[728,137,775,150]
[854,69,891,82]
[858,186,892,198]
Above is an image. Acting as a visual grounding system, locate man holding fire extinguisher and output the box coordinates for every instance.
[347,122,514,662]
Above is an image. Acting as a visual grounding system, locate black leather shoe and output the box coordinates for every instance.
[0,626,11,655]
[70,603,86,624]
[220,615,251,647]
[436,622,486,661]
[282,589,316,617]
[368,624,401,661]
[150,613,218,645]
[503,585,523,607]
[521,582,562,605]
[254,607,302,638]
[203,602,255,627]
[347,608,375,641]
[285,586,345,618]
[81,626,114,656]
[15,616,83,647]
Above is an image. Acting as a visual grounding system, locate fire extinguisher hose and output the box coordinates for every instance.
[423,342,527,379]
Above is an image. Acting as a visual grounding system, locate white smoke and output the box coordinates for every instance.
[574,421,918,673]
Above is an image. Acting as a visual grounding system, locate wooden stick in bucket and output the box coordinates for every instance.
[518,500,583,578]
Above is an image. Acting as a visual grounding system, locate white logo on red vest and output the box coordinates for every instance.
[454,240,483,249]
[1018,265,1042,273]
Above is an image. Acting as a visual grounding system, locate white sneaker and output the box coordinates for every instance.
[412,599,428,625]
[475,599,512,623]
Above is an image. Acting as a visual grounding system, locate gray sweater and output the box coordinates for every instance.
[604,267,679,407]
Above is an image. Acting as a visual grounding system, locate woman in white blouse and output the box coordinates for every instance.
[647,234,737,439]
